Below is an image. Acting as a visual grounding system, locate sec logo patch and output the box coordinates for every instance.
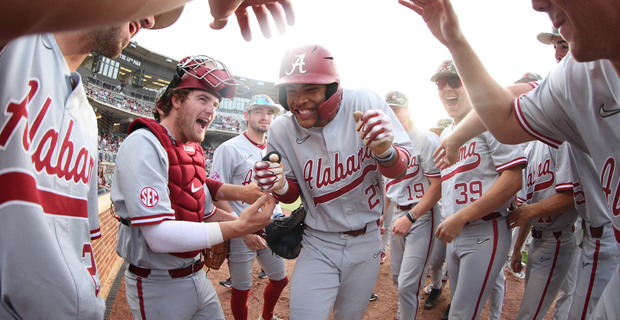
[140,187,159,208]
[211,171,221,181]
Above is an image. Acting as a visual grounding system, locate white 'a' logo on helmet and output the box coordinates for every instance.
[285,53,307,75]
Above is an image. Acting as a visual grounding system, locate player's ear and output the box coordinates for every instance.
[244,111,250,122]
[171,93,183,110]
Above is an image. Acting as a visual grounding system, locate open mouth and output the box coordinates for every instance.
[129,21,140,39]
[445,97,458,107]
[296,109,315,119]
[196,118,209,130]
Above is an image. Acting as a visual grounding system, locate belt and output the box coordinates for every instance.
[582,220,605,239]
[397,204,414,211]
[466,211,501,225]
[531,228,569,240]
[129,260,205,279]
[342,225,367,237]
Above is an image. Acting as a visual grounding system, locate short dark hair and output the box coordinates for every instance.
[153,88,192,122]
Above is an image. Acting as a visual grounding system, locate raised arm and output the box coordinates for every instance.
[400,0,534,144]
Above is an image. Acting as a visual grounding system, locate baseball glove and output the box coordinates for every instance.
[202,241,228,270]
[265,205,306,259]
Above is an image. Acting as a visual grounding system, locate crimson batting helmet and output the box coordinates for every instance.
[275,44,342,121]
[156,55,248,110]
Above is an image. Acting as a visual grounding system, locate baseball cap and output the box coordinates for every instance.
[152,5,185,30]
[431,59,459,82]
[514,72,542,84]
[430,118,453,130]
[385,91,409,108]
[246,94,281,114]
[537,27,562,45]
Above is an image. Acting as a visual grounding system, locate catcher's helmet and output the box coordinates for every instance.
[156,55,248,110]
[275,44,342,121]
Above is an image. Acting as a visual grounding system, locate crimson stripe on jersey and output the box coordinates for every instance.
[441,158,480,182]
[513,98,562,148]
[137,277,147,320]
[472,220,499,319]
[581,240,601,320]
[0,171,88,218]
[385,170,418,191]
[312,163,377,206]
[424,172,441,178]
[130,213,176,226]
[555,183,574,191]
[495,157,527,172]
[533,237,563,319]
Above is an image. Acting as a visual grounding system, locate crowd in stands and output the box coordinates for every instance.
[210,114,246,132]
[85,84,156,117]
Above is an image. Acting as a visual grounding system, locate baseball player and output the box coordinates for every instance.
[209,94,288,320]
[0,14,161,318]
[401,0,620,318]
[252,44,413,320]
[536,27,570,64]
[431,59,527,320]
[2,0,296,45]
[382,91,442,319]
[508,141,580,320]
[112,55,275,320]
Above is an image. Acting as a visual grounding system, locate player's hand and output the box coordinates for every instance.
[433,132,460,169]
[392,216,414,236]
[507,203,530,229]
[378,214,385,235]
[253,154,287,193]
[510,251,523,273]
[398,0,465,48]
[353,109,394,157]
[236,181,267,204]
[435,213,465,243]
[237,194,276,233]
[209,0,295,41]
[242,233,267,251]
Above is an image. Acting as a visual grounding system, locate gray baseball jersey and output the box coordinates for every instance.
[266,87,413,319]
[517,141,579,231]
[384,127,441,319]
[112,128,223,319]
[513,141,579,320]
[564,144,619,320]
[0,34,104,319]
[209,133,286,292]
[513,56,620,320]
[439,124,526,320]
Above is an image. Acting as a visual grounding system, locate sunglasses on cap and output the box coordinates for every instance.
[252,97,272,105]
[436,76,463,90]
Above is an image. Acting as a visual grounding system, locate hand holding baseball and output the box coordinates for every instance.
[353,109,394,157]
[253,152,287,193]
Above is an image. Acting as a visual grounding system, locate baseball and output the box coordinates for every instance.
[269,153,279,162]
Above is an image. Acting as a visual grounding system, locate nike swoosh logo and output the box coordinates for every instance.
[599,103,620,117]
[477,238,490,245]
[296,135,310,144]
[245,154,252,159]
[191,183,203,193]
[374,251,381,258]
[582,262,591,268]
[540,257,551,262]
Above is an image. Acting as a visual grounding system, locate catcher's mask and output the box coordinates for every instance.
[156,55,249,112]
[275,44,342,121]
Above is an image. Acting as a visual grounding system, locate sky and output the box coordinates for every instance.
[133,0,558,130]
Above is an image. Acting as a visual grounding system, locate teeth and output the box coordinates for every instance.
[298,110,313,115]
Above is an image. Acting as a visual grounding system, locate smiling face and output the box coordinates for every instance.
[437,76,472,125]
[172,90,219,143]
[285,83,329,128]
[245,106,275,134]
[532,0,620,62]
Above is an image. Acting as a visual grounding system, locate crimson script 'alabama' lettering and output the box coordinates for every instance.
[303,146,375,190]
[0,79,94,185]
[441,141,481,181]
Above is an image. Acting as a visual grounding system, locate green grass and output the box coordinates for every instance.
[522,251,528,264]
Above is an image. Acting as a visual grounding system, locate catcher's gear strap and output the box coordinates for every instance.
[140,220,223,253]
[272,178,301,204]
[378,147,409,179]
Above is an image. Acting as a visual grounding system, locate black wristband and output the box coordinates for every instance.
[406,211,416,223]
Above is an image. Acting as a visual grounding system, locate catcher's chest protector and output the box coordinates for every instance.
[129,118,206,258]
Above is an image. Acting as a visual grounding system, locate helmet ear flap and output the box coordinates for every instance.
[279,86,289,111]
[325,83,338,101]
